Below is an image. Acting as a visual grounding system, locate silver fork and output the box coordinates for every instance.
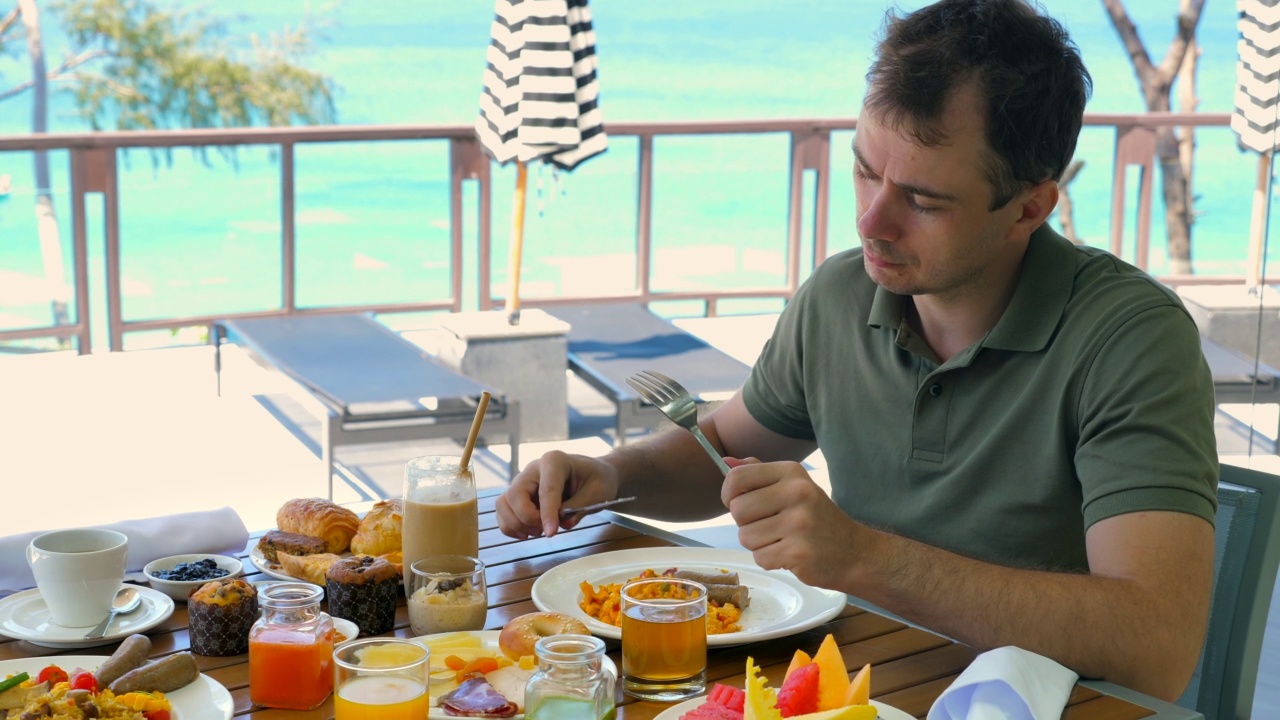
[626,370,732,476]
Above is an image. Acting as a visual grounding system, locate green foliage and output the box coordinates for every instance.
[48,0,336,131]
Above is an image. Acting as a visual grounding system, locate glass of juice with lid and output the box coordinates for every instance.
[525,634,616,720]
[248,582,335,710]
[402,454,480,595]
[333,637,430,720]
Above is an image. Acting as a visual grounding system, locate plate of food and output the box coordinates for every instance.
[0,651,233,720]
[412,624,617,719]
[249,497,403,584]
[530,547,847,647]
[654,633,910,720]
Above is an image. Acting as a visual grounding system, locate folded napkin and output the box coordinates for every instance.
[928,646,1079,720]
[0,506,249,597]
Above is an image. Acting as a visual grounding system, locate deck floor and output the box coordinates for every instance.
[0,313,1275,716]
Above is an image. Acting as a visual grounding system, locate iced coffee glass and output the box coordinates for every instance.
[402,455,479,595]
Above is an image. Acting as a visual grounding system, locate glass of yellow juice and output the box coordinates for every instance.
[620,577,708,701]
[334,637,430,720]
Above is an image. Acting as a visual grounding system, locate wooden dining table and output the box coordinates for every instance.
[0,492,1201,720]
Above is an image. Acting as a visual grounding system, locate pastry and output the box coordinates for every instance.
[188,578,258,656]
[277,552,344,586]
[275,498,360,553]
[257,530,328,563]
[326,555,400,636]
[350,498,403,556]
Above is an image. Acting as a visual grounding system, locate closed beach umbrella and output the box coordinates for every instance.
[1234,0,1280,288]
[477,0,607,324]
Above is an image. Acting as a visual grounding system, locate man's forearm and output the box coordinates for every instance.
[604,426,729,522]
[851,524,1209,701]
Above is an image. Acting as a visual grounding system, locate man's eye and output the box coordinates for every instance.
[907,196,938,214]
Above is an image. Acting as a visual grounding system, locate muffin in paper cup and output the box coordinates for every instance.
[188,578,258,656]
[326,556,399,637]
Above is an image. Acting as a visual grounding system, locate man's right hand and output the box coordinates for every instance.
[495,450,620,539]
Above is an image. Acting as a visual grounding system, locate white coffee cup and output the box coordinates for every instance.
[26,528,129,627]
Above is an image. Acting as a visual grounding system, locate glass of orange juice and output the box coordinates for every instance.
[334,637,430,720]
[620,577,708,701]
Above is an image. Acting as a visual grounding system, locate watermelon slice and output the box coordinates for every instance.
[776,662,820,717]
[680,702,745,720]
[708,682,747,712]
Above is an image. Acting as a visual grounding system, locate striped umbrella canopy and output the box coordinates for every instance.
[1235,0,1280,287]
[477,0,607,323]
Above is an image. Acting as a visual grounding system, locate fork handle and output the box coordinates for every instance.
[690,426,732,476]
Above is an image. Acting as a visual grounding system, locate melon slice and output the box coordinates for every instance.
[810,635,850,711]
[786,705,878,720]
[842,664,870,708]
[783,649,812,681]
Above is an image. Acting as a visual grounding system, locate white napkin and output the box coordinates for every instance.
[0,506,250,597]
[928,646,1079,720]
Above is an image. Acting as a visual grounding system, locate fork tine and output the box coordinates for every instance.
[639,369,688,397]
[628,373,674,403]
[624,377,654,402]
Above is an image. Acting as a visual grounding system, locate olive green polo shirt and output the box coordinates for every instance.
[743,225,1218,572]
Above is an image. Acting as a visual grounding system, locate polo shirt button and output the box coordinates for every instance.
[929,383,943,397]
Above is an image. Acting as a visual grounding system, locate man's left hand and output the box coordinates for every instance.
[721,458,860,591]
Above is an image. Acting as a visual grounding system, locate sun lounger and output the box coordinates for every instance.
[1202,336,1280,451]
[213,313,519,497]
[546,304,752,443]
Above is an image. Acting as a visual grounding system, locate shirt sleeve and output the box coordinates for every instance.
[1075,304,1218,529]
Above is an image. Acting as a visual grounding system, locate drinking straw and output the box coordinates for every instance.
[459,390,492,471]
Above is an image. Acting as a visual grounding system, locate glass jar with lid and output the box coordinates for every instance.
[248,582,335,710]
[524,634,616,720]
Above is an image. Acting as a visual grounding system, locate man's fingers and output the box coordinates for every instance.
[720,458,778,508]
[536,451,573,537]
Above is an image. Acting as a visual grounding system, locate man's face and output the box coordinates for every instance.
[853,84,1026,301]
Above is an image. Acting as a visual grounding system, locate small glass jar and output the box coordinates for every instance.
[524,634,616,720]
[248,582,335,710]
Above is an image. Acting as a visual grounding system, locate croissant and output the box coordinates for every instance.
[276,498,360,554]
[350,499,403,556]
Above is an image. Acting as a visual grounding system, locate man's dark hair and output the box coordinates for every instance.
[864,0,1093,210]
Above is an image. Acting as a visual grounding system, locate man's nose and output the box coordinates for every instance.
[857,188,899,243]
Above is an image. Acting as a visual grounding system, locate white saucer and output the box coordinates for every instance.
[0,585,175,649]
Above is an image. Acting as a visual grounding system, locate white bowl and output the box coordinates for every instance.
[143,554,244,602]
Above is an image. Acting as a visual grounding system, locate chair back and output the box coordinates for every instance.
[1176,463,1280,720]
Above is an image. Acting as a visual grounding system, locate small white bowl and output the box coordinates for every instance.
[143,554,243,602]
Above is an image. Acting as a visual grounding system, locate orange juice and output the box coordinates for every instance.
[249,627,334,710]
[335,675,429,720]
[620,603,707,681]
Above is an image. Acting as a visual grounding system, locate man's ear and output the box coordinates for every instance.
[1009,179,1058,239]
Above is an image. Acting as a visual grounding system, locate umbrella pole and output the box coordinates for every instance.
[506,160,528,325]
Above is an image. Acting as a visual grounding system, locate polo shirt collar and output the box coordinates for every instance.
[865,224,1076,354]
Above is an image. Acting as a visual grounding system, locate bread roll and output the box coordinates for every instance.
[276,498,359,553]
[350,499,403,556]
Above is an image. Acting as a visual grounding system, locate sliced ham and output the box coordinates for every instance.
[440,677,519,717]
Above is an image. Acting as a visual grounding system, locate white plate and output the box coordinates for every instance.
[655,697,912,720]
[530,547,847,647]
[0,585,175,649]
[0,655,233,720]
[410,630,617,720]
[248,544,321,582]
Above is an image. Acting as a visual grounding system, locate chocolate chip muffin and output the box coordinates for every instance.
[188,578,258,656]
[326,555,399,637]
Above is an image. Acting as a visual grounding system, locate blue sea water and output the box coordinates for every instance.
[0,0,1270,346]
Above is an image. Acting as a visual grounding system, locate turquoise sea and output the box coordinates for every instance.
[0,0,1270,348]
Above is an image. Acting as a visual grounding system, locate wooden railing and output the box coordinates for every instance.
[0,112,1235,353]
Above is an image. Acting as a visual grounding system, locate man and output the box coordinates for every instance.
[497,0,1217,700]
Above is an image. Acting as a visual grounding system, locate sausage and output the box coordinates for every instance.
[673,569,740,586]
[108,652,199,695]
[705,584,751,609]
[95,634,152,688]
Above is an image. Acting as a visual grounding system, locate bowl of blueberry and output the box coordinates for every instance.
[143,554,244,602]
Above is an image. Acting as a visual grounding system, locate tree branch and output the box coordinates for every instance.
[1101,0,1158,89]
[47,48,109,79]
[0,6,19,37]
[1156,0,1207,81]
[0,79,32,102]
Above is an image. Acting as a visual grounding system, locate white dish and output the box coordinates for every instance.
[0,585,175,649]
[0,655,233,720]
[410,629,617,720]
[144,553,244,602]
[332,616,359,643]
[654,697,912,720]
[530,547,847,647]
